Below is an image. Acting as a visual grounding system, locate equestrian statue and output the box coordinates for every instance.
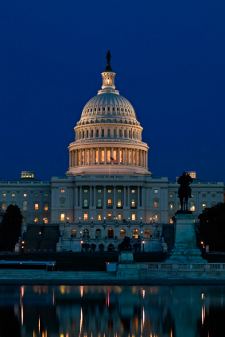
[177,172,193,211]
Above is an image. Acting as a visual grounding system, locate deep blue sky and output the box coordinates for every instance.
[0,1,225,182]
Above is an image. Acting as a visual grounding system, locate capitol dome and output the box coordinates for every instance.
[66,52,150,176]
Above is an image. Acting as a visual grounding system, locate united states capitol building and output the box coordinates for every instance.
[0,55,224,252]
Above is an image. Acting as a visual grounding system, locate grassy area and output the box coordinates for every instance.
[0,252,167,271]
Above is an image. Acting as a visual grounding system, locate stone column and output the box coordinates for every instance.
[141,186,144,207]
[128,186,130,208]
[131,149,133,165]
[75,187,78,207]
[124,187,126,207]
[84,149,87,165]
[136,150,138,167]
[104,147,107,164]
[90,186,92,207]
[138,186,140,207]
[118,148,121,164]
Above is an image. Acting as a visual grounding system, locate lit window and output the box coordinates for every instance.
[107,213,112,220]
[83,199,88,207]
[107,199,112,207]
[117,189,122,193]
[169,203,173,210]
[118,214,122,220]
[34,217,38,223]
[145,229,150,238]
[108,189,112,193]
[34,203,39,210]
[169,194,173,198]
[117,199,122,207]
[132,213,136,221]
[97,199,102,207]
[61,189,65,194]
[1,203,6,211]
[23,193,27,197]
[84,189,88,193]
[44,203,48,211]
[170,218,173,224]
[132,229,138,238]
[108,228,114,238]
[131,189,135,193]
[44,193,48,197]
[84,213,88,220]
[202,203,206,210]
[2,193,6,197]
[190,201,195,211]
[97,189,102,193]
[131,199,136,207]
[34,193,38,198]
[12,193,15,197]
[155,215,158,221]
[154,200,159,208]
[23,201,27,211]
[71,229,77,238]
[43,218,48,224]
[98,213,102,220]
[154,189,158,194]
[120,229,126,239]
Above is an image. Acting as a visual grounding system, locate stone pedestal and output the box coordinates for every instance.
[117,251,139,278]
[168,213,206,263]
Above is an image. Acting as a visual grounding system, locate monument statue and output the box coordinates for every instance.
[177,172,193,211]
[105,50,112,71]
[119,236,132,251]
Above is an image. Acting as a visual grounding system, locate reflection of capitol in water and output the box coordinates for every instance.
[0,285,225,336]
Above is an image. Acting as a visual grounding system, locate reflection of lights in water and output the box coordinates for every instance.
[80,308,83,333]
[106,290,110,307]
[66,333,69,337]
[53,288,55,306]
[80,286,83,297]
[38,316,41,334]
[60,285,65,294]
[143,289,145,298]
[202,305,205,326]
[21,286,24,297]
[170,330,173,337]
[202,293,204,299]
[21,304,23,326]
[143,307,145,326]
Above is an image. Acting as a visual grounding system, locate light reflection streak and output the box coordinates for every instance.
[143,306,145,326]
[170,330,173,337]
[80,286,84,297]
[80,307,83,333]
[142,289,145,298]
[202,305,206,326]
[21,304,23,326]
[38,315,41,334]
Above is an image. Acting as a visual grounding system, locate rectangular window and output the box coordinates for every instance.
[23,202,27,211]
[2,193,6,197]
[118,214,122,220]
[83,199,88,207]
[169,203,173,210]
[131,199,135,207]
[23,193,27,197]
[108,189,112,193]
[108,129,110,137]
[12,193,15,197]
[107,199,112,207]
[97,199,102,207]
[60,214,65,221]
[34,217,38,223]
[43,218,48,224]
[98,213,101,220]
[44,203,48,211]
[34,203,39,210]
[202,203,206,210]
[84,189,88,193]
[154,189,159,194]
[117,199,122,207]
[154,201,159,208]
[84,213,88,220]
[97,189,102,193]
[155,215,158,221]
[117,189,122,193]
[60,198,65,207]
[107,213,112,220]
[131,189,135,194]
[132,213,136,221]
[44,193,48,197]
[34,193,39,197]
[1,203,6,211]
[61,189,65,194]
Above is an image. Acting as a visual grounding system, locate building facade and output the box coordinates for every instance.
[0,58,224,252]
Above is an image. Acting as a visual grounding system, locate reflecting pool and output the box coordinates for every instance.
[0,285,224,336]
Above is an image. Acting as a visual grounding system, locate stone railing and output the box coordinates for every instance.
[147,263,225,271]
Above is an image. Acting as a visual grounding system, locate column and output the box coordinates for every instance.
[90,186,92,207]
[146,151,148,168]
[84,149,87,165]
[93,186,96,207]
[79,186,82,207]
[98,148,100,164]
[124,187,126,207]
[136,150,138,167]
[104,147,107,164]
[111,147,113,160]
[103,186,106,208]
[138,186,140,207]
[141,186,144,208]
[131,149,133,165]
[128,186,130,207]
[118,148,121,164]
[114,187,116,208]
[75,187,78,207]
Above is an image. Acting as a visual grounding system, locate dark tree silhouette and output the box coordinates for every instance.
[198,203,225,251]
[0,204,23,251]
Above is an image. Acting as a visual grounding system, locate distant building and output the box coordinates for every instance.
[0,58,224,252]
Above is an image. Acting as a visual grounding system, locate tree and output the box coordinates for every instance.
[198,203,225,251]
[0,205,23,251]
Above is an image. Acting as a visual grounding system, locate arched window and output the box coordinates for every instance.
[145,229,150,238]
[83,199,88,207]
[91,130,93,137]
[1,202,6,211]
[86,130,89,138]
[108,129,110,137]
[132,229,138,239]
[129,130,131,138]
[119,129,122,137]
[108,229,114,238]
[71,229,77,238]
[120,229,126,239]
[82,131,84,138]
[23,201,27,211]
[114,129,116,137]
[154,198,159,208]
[169,202,174,210]
[95,228,101,239]
[131,199,136,207]
[124,130,127,138]
[83,229,89,239]
[190,201,195,211]
[96,129,99,137]
[101,129,104,137]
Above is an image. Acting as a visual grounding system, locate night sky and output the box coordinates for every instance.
[0,1,225,183]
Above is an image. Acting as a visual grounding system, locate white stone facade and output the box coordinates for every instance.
[0,59,224,252]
